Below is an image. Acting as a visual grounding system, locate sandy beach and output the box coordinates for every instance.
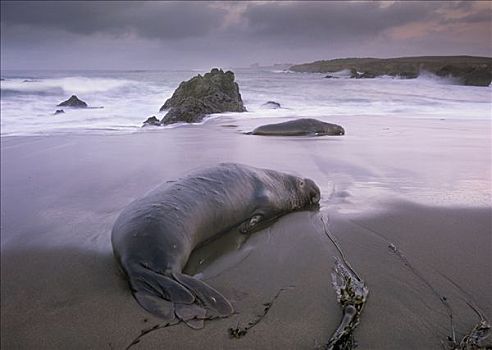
[1,115,491,349]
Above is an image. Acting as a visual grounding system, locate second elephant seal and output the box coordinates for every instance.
[251,118,345,136]
[111,163,320,328]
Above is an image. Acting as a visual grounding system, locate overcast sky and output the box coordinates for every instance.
[1,1,491,70]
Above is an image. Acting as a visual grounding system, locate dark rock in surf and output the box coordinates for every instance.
[436,64,492,86]
[463,67,492,86]
[158,68,246,125]
[435,65,469,79]
[262,101,281,109]
[349,68,360,79]
[57,95,88,108]
[359,72,376,79]
[350,69,376,79]
[54,109,65,115]
[251,118,345,136]
[143,116,161,127]
[398,71,419,79]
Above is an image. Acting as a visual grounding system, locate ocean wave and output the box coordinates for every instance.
[1,69,490,136]
[414,70,461,85]
[1,87,65,97]
[0,76,138,96]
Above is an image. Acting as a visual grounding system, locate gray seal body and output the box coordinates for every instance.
[111,163,320,328]
[251,118,345,136]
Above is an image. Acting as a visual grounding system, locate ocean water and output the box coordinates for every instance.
[0,69,490,136]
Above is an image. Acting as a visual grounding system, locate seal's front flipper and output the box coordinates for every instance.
[239,214,264,233]
[173,273,234,318]
[134,292,175,321]
[130,267,195,305]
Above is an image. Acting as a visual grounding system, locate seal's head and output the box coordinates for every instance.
[332,125,345,135]
[291,176,321,210]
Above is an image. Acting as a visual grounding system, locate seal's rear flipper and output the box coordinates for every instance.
[175,303,207,329]
[134,292,175,321]
[184,318,205,329]
[173,273,234,318]
[130,267,195,305]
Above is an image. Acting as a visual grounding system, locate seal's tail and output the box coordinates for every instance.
[128,267,233,328]
[129,267,194,321]
[173,272,234,318]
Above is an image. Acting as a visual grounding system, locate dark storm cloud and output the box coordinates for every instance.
[0,1,447,41]
[240,1,437,39]
[1,1,489,70]
[0,1,226,39]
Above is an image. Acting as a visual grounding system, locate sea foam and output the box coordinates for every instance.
[1,69,490,136]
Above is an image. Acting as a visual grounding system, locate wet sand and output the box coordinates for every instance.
[1,115,491,349]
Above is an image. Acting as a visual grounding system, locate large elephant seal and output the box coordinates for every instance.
[251,118,345,136]
[111,163,320,328]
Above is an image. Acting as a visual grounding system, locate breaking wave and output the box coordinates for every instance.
[1,69,490,136]
[1,76,138,96]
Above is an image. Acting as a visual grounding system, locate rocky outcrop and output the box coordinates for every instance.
[262,101,281,109]
[359,72,376,79]
[349,68,359,79]
[463,67,492,86]
[250,118,345,136]
[57,95,88,108]
[158,68,246,125]
[350,69,376,79]
[142,116,161,127]
[436,65,492,86]
[54,109,65,115]
[289,56,492,86]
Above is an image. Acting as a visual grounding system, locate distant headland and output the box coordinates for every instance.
[289,56,492,86]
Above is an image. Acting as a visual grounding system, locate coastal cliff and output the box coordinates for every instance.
[289,56,492,86]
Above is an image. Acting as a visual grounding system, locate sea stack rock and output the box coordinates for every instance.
[158,68,246,125]
[54,109,65,115]
[57,95,88,108]
[251,118,345,136]
[142,116,161,127]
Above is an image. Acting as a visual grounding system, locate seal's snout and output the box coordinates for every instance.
[304,178,321,205]
[311,190,320,204]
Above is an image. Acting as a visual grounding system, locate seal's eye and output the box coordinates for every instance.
[298,179,305,187]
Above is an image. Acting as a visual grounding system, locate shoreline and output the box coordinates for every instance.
[1,118,491,349]
[2,199,489,349]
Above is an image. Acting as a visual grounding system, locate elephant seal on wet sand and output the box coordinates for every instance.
[250,118,345,136]
[111,163,320,328]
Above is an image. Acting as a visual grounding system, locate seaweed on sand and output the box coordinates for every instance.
[320,217,369,350]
